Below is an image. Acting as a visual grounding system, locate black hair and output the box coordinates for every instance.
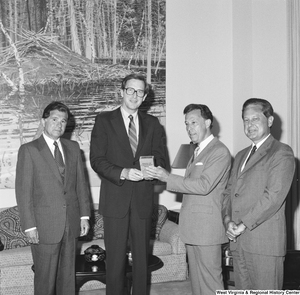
[183,104,213,128]
[42,101,70,119]
[242,98,274,119]
[121,73,150,95]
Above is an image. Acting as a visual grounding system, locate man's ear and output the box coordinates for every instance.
[120,89,124,98]
[41,118,45,128]
[142,94,147,102]
[205,119,212,129]
[268,116,274,128]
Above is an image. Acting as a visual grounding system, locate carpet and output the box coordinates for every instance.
[77,279,192,295]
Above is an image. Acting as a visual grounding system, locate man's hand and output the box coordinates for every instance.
[234,222,247,235]
[225,220,247,242]
[121,168,144,181]
[80,219,90,237]
[226,221,239,242]
[145,166,170,182]
[25,229,39,244]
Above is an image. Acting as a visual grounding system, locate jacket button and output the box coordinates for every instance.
[235,193,239,197]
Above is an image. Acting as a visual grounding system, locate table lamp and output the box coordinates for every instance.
[171,143,197,169]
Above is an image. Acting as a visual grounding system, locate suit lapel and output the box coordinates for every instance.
[61,139,70,186]
[111,108,134,157]
[136,111,146,157]
[239,135,274,175]
[185,137,218,177]
[37,136,64,184]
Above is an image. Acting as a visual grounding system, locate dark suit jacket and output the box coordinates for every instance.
[15,135,90,244]
[167,137,231,245]
[90,107,166,219]
[223,135,295,256]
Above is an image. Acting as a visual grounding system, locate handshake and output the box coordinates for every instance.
[225,220,247,243]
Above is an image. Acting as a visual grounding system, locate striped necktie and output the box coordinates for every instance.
[128,115,138,156]
[54,141,65,181]
[192,146,200,163]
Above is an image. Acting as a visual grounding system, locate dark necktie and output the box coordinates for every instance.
[245,145,257,166]
[128,115,138,156]
[54,141,65,181]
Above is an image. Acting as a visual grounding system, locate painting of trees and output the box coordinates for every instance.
[0,0,166,189]
[0,0,166,73]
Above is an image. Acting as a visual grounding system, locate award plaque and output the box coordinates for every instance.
[139,156,154,176]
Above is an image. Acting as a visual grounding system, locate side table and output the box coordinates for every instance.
[168,209,180,224]
[75,254,163,293]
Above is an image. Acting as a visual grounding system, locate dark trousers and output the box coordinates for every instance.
[104,201,151,295]
[31,221,76,295]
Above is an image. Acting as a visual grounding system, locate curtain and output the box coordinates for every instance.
[287,0,300,250]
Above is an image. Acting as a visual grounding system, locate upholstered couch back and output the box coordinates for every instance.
[0,204,169,251]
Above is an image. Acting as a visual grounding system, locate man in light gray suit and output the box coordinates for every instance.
[15,102,91,295]
[146,104,231,294]
[223,98,295,289]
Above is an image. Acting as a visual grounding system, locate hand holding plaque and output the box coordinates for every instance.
[139,156,154,180]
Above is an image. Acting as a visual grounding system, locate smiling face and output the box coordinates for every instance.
[185,109,211,145]
[42,109,68,140]
[120,78,147,114]
[243,104,274,144]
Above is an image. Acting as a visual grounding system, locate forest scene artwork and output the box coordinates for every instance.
[0,0,166,189]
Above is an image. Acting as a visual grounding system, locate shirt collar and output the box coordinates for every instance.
[197,134,214,151]
[252,133,271,149]
[120,106,138,121]
[43,133,61,146]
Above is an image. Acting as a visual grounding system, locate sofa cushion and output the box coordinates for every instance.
[0,206,30,250]
[92,210,105,239]
[150,239,172,256]
[79,209,104,242]
[80,204,168,242]
[151,204,168,239]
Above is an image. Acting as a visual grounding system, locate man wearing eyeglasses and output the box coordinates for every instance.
[90,73,166,295]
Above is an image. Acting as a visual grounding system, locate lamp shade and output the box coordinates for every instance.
[171,144,197,169]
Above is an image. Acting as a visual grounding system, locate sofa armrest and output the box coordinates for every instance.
[158,219,185,255]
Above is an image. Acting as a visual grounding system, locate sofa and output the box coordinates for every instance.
[0,204,188,294]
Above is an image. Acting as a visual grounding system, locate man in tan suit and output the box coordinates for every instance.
[146,104,231,294]
[223,98,295,289]
[15,102,91,295]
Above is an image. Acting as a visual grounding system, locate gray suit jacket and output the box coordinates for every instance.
[167,137,231,245]
[15,135,91,244]
[223,135,295,256]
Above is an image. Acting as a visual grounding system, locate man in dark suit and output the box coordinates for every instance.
[90,73,166,295]
[223,98,295,289]
[146,104,232,294]
[15,101,91,295]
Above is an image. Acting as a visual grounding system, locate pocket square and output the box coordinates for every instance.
[195,162,203,166]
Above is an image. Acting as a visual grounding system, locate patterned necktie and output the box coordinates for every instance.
[54,141,65,181]
[192,146,200,163]
[245,145,257,166]
[128,115,138,156]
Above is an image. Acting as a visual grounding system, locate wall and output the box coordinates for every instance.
[158,0,289,208]
[0,0,290,210]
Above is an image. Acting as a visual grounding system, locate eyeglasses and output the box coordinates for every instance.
[125,87,145,97]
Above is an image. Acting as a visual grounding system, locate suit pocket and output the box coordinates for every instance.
[191,204,213,214]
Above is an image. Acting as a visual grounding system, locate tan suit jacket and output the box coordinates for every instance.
[167,137,231,245]
[223,135,295,256]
